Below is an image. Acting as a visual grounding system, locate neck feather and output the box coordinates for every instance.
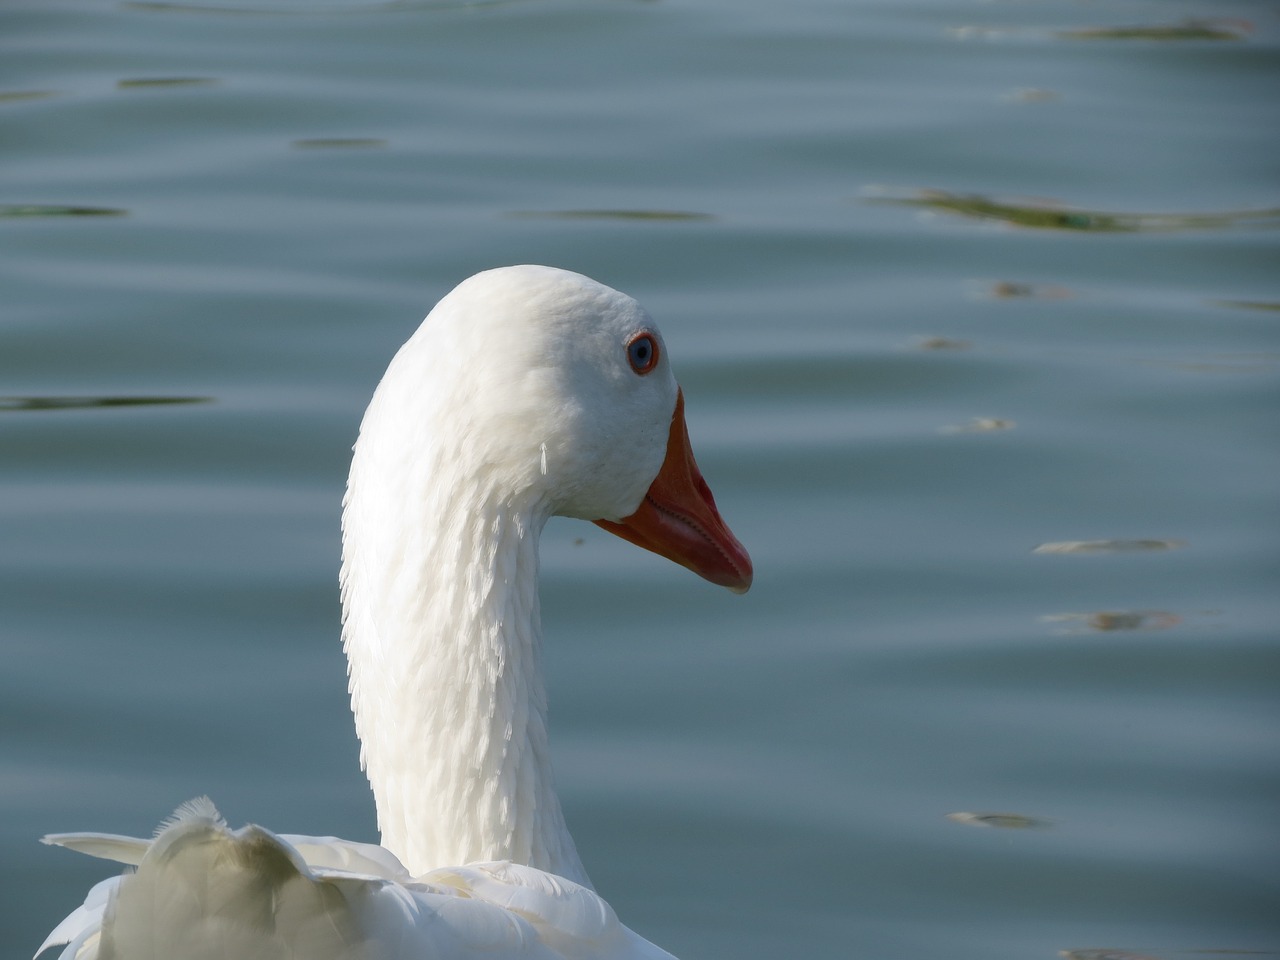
[339,395,587,886]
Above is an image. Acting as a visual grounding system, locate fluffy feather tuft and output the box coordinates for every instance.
[153,796,225,837]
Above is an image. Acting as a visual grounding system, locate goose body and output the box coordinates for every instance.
[38,265,751,960]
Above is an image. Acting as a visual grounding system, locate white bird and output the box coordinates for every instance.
[38,265,752,960]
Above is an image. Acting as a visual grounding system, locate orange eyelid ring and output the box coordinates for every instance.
[626,332,660,375]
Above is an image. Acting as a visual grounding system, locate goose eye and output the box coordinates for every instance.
[627,333,659,375]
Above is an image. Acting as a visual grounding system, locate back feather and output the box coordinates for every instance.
[38,801,676,960]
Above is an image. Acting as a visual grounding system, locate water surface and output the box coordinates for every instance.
[3,0,1278,957]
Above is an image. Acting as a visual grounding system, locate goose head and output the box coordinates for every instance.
[368,264,751,591]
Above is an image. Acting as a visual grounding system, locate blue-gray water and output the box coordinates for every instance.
[3,1,1278,958]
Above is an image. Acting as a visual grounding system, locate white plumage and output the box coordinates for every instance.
[39,265,751,960]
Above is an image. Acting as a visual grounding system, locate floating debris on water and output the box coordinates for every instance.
[118,77,218,88]
[1,204,127,218]
[0,90,58,103]
[864,188,1280,233]
[1033,539,1186,555]
[1060,951,1163,960]
[950,18,1250,43]
[1213,299,1280,313]
[947,812,1052,829]
[123,1,250,11]
[988,280,1072,300]
[992,281,1036,298]
[508,209,714,222]
[0,396,210,413]
[124,0,513,12]
[1042,610,1182,633]
[916,336,972,351]
[292,138,388,149]
[1058,19,1251,42]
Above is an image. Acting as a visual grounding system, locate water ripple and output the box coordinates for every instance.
[122,0,542,16]
[0,91,59,104]
[947,812,1053,829]
[866,189,1280,233]
[1058,19,1252,42]
[0,205,127,218]
[292,138,388,149]
[507,209,715,222]
[117,77,218,89]
[0,396,210,413]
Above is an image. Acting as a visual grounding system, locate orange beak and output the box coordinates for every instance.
[595,389,752,593]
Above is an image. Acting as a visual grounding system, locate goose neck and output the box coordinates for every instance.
[342,473,587,886]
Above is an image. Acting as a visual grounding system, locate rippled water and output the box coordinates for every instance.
[3,1,1278,957]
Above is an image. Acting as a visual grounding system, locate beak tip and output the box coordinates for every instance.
[716,550,753,595]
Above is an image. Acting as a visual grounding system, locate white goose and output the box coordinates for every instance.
[38,265,752,960]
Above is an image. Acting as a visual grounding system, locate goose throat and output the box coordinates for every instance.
[341,469,587,887]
